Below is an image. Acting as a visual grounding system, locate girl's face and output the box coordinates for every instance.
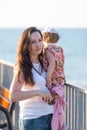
[29,31,43,56]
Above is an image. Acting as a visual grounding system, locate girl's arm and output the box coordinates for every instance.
[9,70,53,103]
[46,50,55,87]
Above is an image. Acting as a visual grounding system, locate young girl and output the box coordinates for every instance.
[42,27,68,130]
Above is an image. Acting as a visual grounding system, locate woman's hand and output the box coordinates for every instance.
[38,90,53,104]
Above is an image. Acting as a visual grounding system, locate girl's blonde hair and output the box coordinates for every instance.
[42,32,60,43]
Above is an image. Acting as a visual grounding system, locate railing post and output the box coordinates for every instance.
[0,63,3,85]
[84,94,87,130]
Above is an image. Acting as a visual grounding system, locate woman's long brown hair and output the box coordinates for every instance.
[16,27,43,86]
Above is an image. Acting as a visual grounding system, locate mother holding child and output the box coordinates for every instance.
[9,27,68,130]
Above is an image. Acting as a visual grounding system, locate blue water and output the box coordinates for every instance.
[0,28,87,87]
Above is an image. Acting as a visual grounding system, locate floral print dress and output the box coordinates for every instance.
[43,45,66,86]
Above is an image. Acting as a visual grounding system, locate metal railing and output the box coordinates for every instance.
[64,83,87,130]
[0,60,87,130]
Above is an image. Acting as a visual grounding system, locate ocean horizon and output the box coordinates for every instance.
[0,28,87,88]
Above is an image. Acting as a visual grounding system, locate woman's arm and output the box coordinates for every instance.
[9,71,53,103]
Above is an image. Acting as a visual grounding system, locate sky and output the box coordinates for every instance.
[0,0,87,28]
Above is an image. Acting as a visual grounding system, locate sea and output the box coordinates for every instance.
[0,28,87,88]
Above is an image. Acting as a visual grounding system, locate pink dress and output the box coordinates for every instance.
[43,45,68,130]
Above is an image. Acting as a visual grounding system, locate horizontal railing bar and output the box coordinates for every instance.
[0,60,14,67]
[65,83,87,94]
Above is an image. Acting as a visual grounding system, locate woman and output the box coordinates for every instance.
[9,27,54,130]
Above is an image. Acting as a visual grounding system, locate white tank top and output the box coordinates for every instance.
[19,63,54,119]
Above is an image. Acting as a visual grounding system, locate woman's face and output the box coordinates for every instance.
[29,31,43,56]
